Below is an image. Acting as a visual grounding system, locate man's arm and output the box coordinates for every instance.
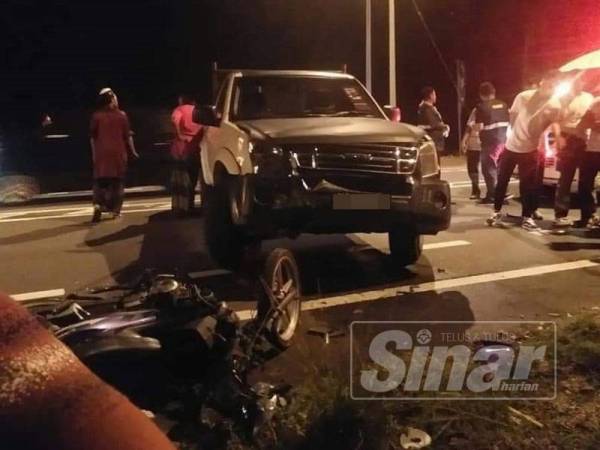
[551,122,563,151]
[0,293,176,450]
[90,114,97,164]
[423,106,446,131]
[122,113,139,159]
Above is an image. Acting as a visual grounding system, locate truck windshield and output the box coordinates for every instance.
[230,76,383,121]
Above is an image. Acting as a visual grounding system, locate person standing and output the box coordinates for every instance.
[487,75,562,231]
[90,88,138,222]
[461,107,482,199]
[510,82,545,221]
[170,94,202,216]
[475,82,510,204]
[552,77,594,228]
[417,86,450,158]
[576,98,600,228]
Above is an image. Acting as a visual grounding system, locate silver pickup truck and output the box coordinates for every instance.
[194,70,451,268]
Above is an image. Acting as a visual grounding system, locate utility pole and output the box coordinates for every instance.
[388,0,397,106]
[366,0,372,92]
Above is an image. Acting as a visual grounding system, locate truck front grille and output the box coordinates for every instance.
[286,143,418,175]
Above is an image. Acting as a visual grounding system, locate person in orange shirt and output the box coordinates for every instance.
[170,94,203,216]
[89,88,139,222]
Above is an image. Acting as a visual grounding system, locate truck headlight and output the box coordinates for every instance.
[418,139,439,177]
[249,143,290,177]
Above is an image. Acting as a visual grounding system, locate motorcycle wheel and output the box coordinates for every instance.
[259,248,301,348]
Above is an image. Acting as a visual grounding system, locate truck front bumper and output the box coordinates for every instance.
[251,176,451,236]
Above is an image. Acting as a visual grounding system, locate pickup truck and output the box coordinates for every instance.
[194,70,451,268]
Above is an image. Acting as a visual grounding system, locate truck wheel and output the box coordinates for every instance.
[257,248,301,349]
[388,228,423,266]
[203,180,246,270]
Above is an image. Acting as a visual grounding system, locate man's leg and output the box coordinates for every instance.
[480,142,497,200]
[186,153,200,211]
[493,149,517,213]
[578,152,599,224]
[517,151,539,219]
[467,150,481,198]
[113,179,125,214]
[92,179,103,222]
[531,149,546,216]
[554,135,584,222]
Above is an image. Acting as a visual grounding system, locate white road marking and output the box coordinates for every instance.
[234,259,600,319]
[0,199,171,218]
[442,167,469,173]
[423,240,471,250]
[450,180,519,188]
[32,185,165,200]
[350,234,470,254]
[0,205,170,223]
[12,289,66,302]
[12,260,597,319]
[0,205,171,223]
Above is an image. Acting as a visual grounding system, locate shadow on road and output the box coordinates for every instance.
[0,223,87,245]
[262,234,435,298]
[81,211,213,285]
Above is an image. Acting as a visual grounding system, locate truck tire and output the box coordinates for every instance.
[203,180,246,270]
[388,228,423,266]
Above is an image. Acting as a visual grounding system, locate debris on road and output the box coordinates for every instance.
[308,325,345,344]
[400,427,432,449]
[507,406,544,429]
[547,313,561,318]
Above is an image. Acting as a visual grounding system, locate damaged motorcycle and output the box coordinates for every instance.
[27,247,301,447]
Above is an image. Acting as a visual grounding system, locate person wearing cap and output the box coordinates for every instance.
[89,88,138,222]
[170,94,202,216]
[552,76,594,228]
[474,82,510,204]
[460,107,482,199]
[417,86,450,159]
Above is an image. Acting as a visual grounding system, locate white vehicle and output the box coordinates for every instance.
[541,131,600,192]
[193,70,450,269]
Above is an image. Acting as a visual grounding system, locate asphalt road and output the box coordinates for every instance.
[2,158,600,385]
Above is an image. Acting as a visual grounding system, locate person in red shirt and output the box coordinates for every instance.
[170,94,203,216]
[89,88,139,222]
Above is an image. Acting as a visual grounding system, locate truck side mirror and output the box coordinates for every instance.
[192,105,220,127]
[383,105,401,122]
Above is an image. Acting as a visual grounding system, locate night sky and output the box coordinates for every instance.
[2,0,600,143]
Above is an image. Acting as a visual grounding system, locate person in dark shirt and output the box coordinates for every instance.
[461,107,482,199]
[576,98,600,228]
[417,86,450,158]
[474,82,510,203]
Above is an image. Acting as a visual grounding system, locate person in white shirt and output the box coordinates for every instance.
[487,72,563,231]
[552,76,594,228]
[575,98,600,228]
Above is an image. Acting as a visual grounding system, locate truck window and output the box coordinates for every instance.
[230,76,382,121]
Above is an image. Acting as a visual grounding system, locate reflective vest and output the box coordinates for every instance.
[475,98,509,145]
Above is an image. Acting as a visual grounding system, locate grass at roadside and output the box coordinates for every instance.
[269,314,600,450]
